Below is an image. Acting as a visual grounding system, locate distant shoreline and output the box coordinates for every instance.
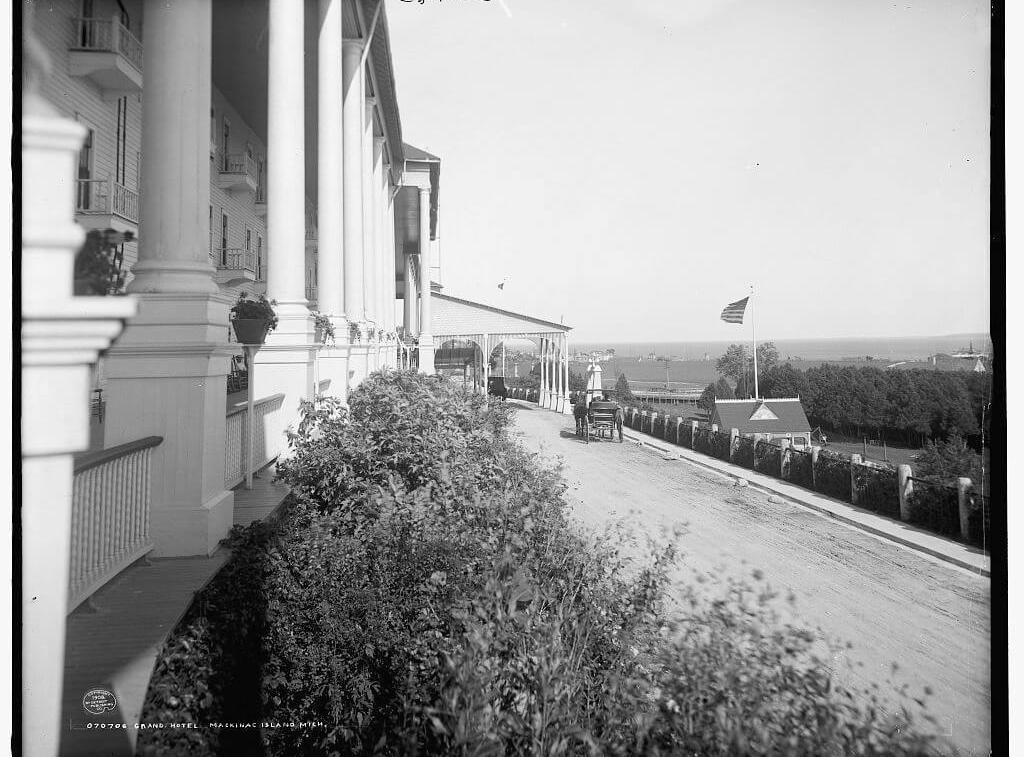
[572,333,991,363]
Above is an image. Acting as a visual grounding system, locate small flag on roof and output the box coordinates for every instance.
[720,296,749,324]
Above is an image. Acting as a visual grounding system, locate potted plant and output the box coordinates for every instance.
[312,312,335,345]
[74,228,134,295]
[348,321,362,344]
[230,292,278,345]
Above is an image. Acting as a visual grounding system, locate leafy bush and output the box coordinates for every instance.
[814,450,852,500]
[140,371,940,756]
[733,436,755,468]
[907,482,961,538]
[709,430,732,461]
[652,414,665,439]
[853,464,900,518]
[754,440,780,475]
[694,427,713,456]
[786,448,814,488]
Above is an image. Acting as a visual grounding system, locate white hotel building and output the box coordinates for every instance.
[20,0,453,753]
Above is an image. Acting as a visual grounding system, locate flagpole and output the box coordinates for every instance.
[750,284,759,399]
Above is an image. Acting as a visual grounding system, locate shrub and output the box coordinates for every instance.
[907,482,961,538]
[140,371,941,756]
[787,447,814,488]
[709,430,731,461]
[733,436,755,468]
[754,440,780,475]
[853,464,900,518]
[814,450,852,500]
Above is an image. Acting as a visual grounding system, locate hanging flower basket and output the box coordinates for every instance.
[232,318,272,345]
[230,292,278,345]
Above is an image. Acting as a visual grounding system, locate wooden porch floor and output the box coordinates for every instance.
[59,464,289,757]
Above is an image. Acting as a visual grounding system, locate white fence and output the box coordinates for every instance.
[224,393,286,489]
[69,436,162,612]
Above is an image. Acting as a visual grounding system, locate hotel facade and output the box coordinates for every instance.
[21,1,574,753]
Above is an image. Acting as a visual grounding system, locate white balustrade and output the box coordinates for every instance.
[75,178,140,223]
[74,17,143,71]
[69,436,162,611]
[224,393,286,488]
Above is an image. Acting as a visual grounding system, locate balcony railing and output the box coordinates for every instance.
[221,153,257,180]
[215,248,258,274]
[75,178,140,224]
[70,436,162,611]
[225,394,286,489]
[73,17,144,71]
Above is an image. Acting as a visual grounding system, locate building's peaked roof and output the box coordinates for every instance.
[403,143,441,162]
[711,397,811,434]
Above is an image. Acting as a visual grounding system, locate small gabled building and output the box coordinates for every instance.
[711,397,813,447]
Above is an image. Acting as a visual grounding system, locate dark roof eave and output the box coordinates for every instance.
[366,0,405,182]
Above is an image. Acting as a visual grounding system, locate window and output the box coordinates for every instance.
[76,124,94,210]
[220,210,229,265]
[256,235,264,280]
[221,117,230,170]
[210,108,216,149]
[115,97,128,185]
[209,205,214,257]
[80,0,95,46]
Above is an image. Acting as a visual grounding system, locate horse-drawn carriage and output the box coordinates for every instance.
[574,398,623,443]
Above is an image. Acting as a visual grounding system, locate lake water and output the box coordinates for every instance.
[573,334,991,362]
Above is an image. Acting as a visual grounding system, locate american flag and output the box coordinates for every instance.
[720,296,749,324]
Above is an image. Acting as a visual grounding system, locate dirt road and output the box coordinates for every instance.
[510,402,991,756]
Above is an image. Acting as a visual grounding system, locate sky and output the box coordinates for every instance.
[389,0,992,344]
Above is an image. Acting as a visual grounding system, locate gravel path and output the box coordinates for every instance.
[510,401,991,756]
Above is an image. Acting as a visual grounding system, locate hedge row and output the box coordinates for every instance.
[619,406,988,550]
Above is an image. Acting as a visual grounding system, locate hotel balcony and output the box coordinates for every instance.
[305,227,317,253]
[255,185,267,217]
[212,248,259,287]
[217,152,259,195]
[75,178,140,234]
[68,16,143,96]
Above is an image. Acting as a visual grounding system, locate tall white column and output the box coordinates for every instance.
[562,334,572,413]
[21,8,135,751]
[417,185,435,373]
[540,339,547,405]
[105,0,237,558]
[341,38,367,385]
[253,0,315,442]
[363,100,378,330]
[557,342,565,411]
[404,252,416,336]
[315,0,349,399]
[369,133,385,369]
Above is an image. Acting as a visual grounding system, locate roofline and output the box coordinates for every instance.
[359,0,405,184]
[433,292,572,332]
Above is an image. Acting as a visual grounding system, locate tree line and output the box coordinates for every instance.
[705,343,991,448]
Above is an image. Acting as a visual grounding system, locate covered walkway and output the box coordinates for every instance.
[430,292,572,412]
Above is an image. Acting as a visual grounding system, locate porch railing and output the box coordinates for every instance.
[73,17,144,72]
[75,178,140,224]
[69,436,162,611]
[221,152,258,181]
[216,248,258,273]
[224,393,286,489]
